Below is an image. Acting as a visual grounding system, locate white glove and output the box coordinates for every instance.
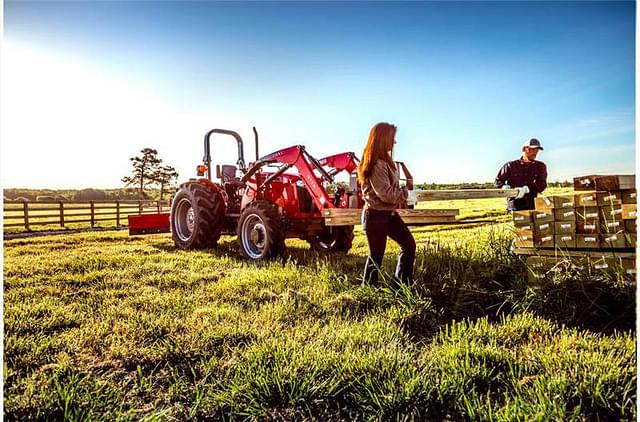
[501,184,511,189]
[406,190,418,206]
[515,186,530,199]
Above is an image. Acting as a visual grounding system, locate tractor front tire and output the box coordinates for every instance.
[171,182,225,249]
[237,201,285,260]
[310,226,354,253]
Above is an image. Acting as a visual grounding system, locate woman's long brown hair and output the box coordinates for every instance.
[357,122,397,184]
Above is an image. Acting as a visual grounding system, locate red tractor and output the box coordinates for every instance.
[129,127,414,260]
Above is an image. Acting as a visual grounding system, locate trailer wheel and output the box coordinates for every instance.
[237,201,285,260]
[310,226,354,253]
[171,182,225,249]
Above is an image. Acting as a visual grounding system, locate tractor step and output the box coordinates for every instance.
[128,213,171,235]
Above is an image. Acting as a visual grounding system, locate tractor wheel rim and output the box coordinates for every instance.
[242,214,267,259]
[175,198,194,241]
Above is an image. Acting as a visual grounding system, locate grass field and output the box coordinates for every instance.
[3,190,636,420]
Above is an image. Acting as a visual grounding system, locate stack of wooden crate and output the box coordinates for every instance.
[511,174,636,282]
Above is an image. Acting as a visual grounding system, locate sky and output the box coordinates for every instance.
[1,1,636,189]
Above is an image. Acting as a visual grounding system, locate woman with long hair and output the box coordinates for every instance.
[358,122,416,287]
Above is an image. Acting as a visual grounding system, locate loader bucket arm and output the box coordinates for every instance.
[318,152,359,175]
[241,145,336,211]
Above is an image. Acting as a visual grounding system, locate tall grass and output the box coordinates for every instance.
[3,224,635,420]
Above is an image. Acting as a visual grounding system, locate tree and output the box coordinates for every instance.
[122,148,162,199]
[152,165,179,200]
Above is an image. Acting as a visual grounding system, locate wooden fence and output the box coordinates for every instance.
[3,200,170,231]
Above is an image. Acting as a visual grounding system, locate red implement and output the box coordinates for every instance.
[128,213,170,235]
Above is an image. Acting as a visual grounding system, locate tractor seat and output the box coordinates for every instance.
[221,165,240,183]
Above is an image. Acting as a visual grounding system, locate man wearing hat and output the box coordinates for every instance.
[495,138,547,211]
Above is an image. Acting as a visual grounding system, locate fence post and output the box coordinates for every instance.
[139,200,143,215]
[157,200,161,213]
[90,201,95,227]
[23,200,29,231]
[116,200,120,226]
[59,201,64,227]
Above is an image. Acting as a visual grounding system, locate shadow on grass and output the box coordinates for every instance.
[149,233,635,336]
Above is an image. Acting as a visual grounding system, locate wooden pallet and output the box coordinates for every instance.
[513,247,635,258]
[323,208,458,226]
[415,188,519,201]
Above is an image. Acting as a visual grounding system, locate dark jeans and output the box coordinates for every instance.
[362,208,416,286]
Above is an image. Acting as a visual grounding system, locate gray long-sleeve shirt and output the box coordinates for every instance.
[362,160,407,211]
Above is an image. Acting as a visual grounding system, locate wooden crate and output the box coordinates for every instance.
[622,189,637,204]
[599,204,623,222]
[553,195,576,209]
[516,223,533,232]
[535,195,576,211]
[515,231,534,248]
[596,191,623,206]
[587,256,634,276]
[534,234,554,248]
[622,204,637,220]
[625,219,636,233]
[575,234,600,248]
[555,234,577,248]
[590,256,618,273]
[554,208,576,222]
[575,206,599,222]
[525,256,577,284]
[513,210,534,226]
[526,256,548,283]
[576,220,599,234]
[575,193,598,207]
[621,257,637,277]
[600,220,624,234]
[515,226,533,236]
[534,221,553,237]
[555,221,576,234]
[573,175,635,191]
[601,233,627,249]
[520,251,634,285]
[533,211,554,224]
[515,248,635,259]
[626,233,637,247]
[534,196,555,210]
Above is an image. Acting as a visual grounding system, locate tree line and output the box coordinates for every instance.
[4,188,169,202]
[4,148,179,202]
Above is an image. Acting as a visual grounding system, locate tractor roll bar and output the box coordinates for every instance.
[202,127,260,181]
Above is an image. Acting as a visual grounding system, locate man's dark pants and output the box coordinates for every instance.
[362,208,416,286]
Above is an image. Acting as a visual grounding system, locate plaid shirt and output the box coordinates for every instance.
[495,158,547,210]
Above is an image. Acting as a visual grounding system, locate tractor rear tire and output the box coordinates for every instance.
[237,200,285,260]
[310,226,354,253]
[171,182,225,249]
